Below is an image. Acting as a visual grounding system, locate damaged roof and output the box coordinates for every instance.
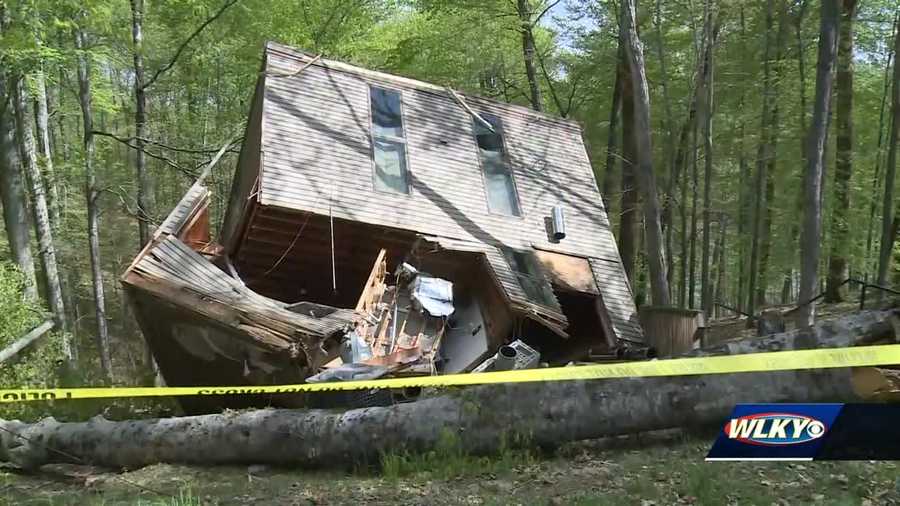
[221,41,643,345]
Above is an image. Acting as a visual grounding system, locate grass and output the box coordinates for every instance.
[2,430,899,505]
[379,429,536,481]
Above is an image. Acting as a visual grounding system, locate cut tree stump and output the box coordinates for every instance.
[1,309,897,470]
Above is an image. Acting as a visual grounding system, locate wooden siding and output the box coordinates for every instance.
[590,258,644,344]
[250,42,641,344]
[130,235,355,339]
[221,73,266,250]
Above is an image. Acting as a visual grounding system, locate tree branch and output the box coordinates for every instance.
[535,46,569,117]
[91,130,241,155]
[141,0,240,90]
[93,131,197,178]
[533,0,563,26]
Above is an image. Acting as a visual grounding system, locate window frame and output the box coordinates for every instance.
[367,84,411,195]
[469,111,523,218]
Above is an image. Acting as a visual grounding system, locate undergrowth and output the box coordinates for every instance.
[379,429,536,480]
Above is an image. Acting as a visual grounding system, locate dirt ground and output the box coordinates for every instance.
[1,430,897,506]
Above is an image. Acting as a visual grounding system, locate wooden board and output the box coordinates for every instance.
[534,249,599,295]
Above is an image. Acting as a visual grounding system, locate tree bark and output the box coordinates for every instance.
[618,54,638,283]
[877,14,900,294]
[620,0,669,306]
[735,4,750,311]
[781,0,810,305]
[747,0,778,317]
[866,17,896,280]
[688,121,698,308]
[798,0,840,327]
[131,0,154,247]
[654,0,676,296]
[712,217,726,318]
[699,1,715,317]
[1,309,895,470]
[602,52,623,216]
[0,75,38,302]
[32,68,59,230]
[12,76,70,352]
[517,0,543,112]
[825,0,859,303]
[76,28,112,381]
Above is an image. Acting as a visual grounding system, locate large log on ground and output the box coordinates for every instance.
[1,310,897,470]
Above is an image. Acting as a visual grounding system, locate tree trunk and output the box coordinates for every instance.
[688,121,698,308]
[877,14,900,294]
[712,217,726,318]
[1,309,895,470]
[620,0,669,306]
[736,6,749,313]
[747,0,777,317]
[865,17,896,279]
[32,68,59,230]
[76,28,112,381]
[0,75,38,302]
[825,0,858,302]
[699,1,715,317]
[602,54,623,216]
[12,76,70,352]
[669,73,702,308]
[619,55,638,283]
[517,0,543,112]
[654,0,676,296]
[782,1,811,305]
[798,0,840,327]
[131,0,154,247]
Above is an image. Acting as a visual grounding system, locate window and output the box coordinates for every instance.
[369,86,409,194]
[501,247,557,308]
[473,113,521,216]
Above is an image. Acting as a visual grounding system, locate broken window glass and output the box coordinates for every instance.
[501,247,557,308]
[473,113,521,216]
[370,86,409,193]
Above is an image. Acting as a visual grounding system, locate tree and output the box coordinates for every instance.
[601,51,622,215]
[747,0,779,316]
[0,74,38,302]
[130,0,154,247]
[0,309,894,469]
[516,0,545,111]
[75,24,112,380]
[699,0,716,317]
[619,52,638,283]
[619,0,669,306]
[798,0,840,327]
[825,0,859,302]
[877,11,900,294]
[12,74,70,354]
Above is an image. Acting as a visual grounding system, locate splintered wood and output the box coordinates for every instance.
[329,249,447,376]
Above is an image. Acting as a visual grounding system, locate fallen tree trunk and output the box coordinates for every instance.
[0,320,54,364]
[1,309,898,470]
[685,309,899,357]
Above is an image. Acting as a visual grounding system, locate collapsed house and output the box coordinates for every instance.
[122,42,645,412]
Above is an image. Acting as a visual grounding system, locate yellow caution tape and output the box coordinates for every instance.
[2,344,899,403]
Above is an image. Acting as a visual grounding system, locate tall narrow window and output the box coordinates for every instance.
[369,86,409,194]
[473,113,520,216]
[501,247,557,308]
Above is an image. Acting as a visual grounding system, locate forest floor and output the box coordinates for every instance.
[1,429,897,506]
